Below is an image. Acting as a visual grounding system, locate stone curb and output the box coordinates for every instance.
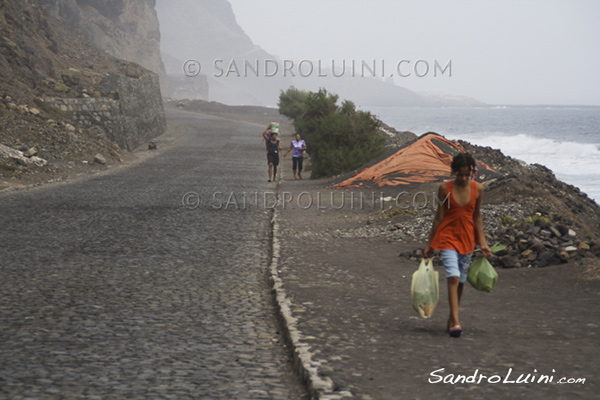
[268,199,353,400]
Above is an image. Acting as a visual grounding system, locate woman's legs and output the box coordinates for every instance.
[268,162,273,182]
[272,155,280,181]
[440,250,471,336]
[298,157,303,179]
[292,157,298,180]
[447,276,462,329]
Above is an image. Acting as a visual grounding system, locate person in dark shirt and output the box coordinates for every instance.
[266,132,281,182]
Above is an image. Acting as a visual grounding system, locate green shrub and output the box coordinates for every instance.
[278,86,308,121]
[278,87,387,178]
[525,214,549,227]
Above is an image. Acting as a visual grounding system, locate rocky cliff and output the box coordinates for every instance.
[0,0,165,188]
[40,0,166,80]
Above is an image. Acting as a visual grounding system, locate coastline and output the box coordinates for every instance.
[362,105,600,203]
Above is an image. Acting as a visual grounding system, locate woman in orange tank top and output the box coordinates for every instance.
[424,153,492,338]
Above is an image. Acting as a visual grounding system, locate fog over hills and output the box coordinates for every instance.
[41,0,166,80]
[155,0,292,106]
[155,0,481,107]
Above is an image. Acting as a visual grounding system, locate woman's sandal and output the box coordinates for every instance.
[449,325,463,338]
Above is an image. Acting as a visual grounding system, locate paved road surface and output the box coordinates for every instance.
[0,109,308,399]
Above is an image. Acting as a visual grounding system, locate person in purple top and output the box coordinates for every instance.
[283,133,307,180]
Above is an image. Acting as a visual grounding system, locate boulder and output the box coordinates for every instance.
[23,147,37,157]
[540,229,551,237]
[537,250,554,267]
[124,62,144,79]
[501,255,520,268]
[531,242,546,253]
[61,69,81,87]
[550,226,562,238]
[578,242,590,251]
[521,249,533,258]
[94,154,107,165]
[0,144,47,167]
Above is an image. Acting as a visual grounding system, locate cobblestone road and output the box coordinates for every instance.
[0,109,308,399]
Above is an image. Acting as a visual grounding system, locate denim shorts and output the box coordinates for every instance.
[440,249,472,283]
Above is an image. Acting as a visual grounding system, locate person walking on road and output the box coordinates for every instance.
[283,133,307,180]
[423,152,492,338]
[266,132,281,182]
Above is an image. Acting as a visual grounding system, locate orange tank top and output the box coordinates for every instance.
[431,180,477,254]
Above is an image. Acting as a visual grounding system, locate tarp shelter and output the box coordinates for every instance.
[334,133,494,188]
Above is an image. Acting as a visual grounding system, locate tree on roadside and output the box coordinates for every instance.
[278,87,387,179]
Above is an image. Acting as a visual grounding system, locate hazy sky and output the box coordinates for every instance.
[227,0,600,105]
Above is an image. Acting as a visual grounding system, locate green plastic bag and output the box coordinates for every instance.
[411,258,439,318]
[467,257,498,292]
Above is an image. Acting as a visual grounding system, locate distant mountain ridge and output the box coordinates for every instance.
[155,0,291,105]
[155,0,484,107]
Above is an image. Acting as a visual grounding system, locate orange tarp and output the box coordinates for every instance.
[334,133,491,188]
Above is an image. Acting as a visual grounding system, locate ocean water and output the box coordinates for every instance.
[363,106,600,203]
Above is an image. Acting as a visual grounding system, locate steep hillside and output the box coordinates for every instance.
[0,0,165,189]
[40,0,166,79]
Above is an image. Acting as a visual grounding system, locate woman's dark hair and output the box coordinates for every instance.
[451,152,476,174]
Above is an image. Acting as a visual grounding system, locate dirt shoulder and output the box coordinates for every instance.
[0,109,185,194]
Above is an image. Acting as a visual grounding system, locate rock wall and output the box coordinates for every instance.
[105,72,166,151]
[45,70,166,151]
[33,0,168,151]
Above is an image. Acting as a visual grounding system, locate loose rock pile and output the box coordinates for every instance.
[490,218,599,268]
[334,203,526,244]
[335,201,599,268]
[0,143,47,167]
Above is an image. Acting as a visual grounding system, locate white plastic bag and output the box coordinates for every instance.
[410,258,439,318]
